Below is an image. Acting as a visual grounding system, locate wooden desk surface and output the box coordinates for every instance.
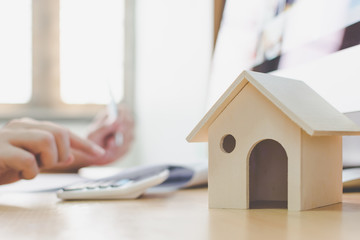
[1,188,360,240]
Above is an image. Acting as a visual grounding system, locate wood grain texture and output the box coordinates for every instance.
[208,83,302,210]
[245,71,360,136]
[1,189,360,240]
[187,70,360,142]
[300,131,343,210]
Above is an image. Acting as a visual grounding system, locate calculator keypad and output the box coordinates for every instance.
[63,179,132,191]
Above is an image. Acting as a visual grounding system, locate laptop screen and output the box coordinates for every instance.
[208,0,360,113]
[209,0,360,167]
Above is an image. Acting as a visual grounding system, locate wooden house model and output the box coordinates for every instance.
[187,70,360,211]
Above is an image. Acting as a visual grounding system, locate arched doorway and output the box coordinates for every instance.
[248,139,288,209]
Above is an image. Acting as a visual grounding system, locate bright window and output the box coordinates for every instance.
[0,0,32,104]
[60,0,124,104]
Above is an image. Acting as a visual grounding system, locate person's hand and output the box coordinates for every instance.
[86,104,134,165]
[0,118,106,184]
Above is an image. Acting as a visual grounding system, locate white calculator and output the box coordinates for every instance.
[57,166,170,200]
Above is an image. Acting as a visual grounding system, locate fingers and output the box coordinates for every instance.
[88,105,134,146]
[54,148,99,171]
[87,121,119,146]
[0,118,107,182]
[0,169,22,185]
[86,104,134,165]
[88,104,134,143]
[8,129,59,169]
[37,148,99,173]
[92,138,125,165]
[69,131,106,157]
[0,146,40,180]
[7,118,72,164]
[110,106,134,152]
[86,109,109,135]
[6,118,105,167]
[41,123,72,164]
[92,128,133,165]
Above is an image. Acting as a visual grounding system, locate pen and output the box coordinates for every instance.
[107,83,124,146]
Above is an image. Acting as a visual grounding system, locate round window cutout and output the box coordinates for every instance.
[221,134,236,153]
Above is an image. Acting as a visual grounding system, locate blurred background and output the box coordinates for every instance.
[0,0,213,167]
[0,0,360,167]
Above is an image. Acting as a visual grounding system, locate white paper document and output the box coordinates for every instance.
[0,162,208,194]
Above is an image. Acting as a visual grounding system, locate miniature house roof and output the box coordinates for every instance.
[187,70,360,142]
